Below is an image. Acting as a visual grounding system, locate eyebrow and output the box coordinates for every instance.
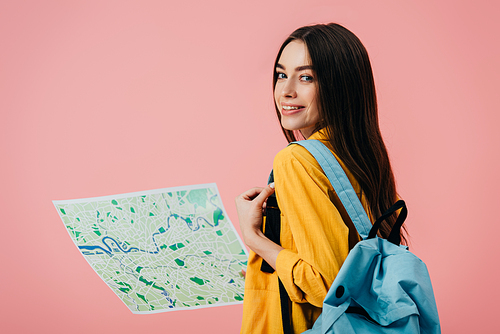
[276,63,314,71]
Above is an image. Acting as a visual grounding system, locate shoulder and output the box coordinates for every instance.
[273,140,361,193]
[273,136,336,171]
[273,143,322,175]
[272,142,332,192]
[274,143,314,164]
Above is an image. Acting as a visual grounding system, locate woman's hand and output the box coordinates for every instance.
[235,183,283,270]
[235,183,275,242]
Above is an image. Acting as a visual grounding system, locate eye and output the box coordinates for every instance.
[276,72,287,79]
[300,75,314,82]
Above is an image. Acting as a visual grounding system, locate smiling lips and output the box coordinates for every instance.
[281,104,305,115]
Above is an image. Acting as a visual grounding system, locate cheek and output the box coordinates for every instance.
[307,90,319,111]
[305,88,317,103]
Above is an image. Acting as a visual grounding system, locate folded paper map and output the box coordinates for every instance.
[53,183,247,314]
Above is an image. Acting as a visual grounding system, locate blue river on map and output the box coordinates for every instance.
[78,199,222,256]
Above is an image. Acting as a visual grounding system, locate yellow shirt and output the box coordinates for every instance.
[241,131,368,333]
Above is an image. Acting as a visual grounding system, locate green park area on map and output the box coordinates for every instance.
[54,184,248,314]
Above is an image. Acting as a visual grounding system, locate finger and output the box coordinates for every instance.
[237,187,265,201]
[252,184,275,206]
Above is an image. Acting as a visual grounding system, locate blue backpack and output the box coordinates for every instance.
[292,140,441,334]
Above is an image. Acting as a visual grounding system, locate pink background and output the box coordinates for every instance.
[1,0,499,332]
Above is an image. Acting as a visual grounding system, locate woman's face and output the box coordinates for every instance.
[274,40,320,139]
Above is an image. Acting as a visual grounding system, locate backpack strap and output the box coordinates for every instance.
[291,140,373,240]
[269,139,374,333]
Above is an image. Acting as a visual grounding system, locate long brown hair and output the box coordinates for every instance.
[273,23,406,242]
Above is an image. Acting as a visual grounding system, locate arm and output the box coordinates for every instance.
[273,146,352,307]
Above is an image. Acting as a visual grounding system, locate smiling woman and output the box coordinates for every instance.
[235,23,405,333]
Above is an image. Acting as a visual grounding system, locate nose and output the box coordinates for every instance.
[280,79,297,98]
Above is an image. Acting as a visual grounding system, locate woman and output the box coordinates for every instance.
[235,23,404,333]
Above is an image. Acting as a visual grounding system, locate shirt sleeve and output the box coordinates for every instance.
[273,145,353,307]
